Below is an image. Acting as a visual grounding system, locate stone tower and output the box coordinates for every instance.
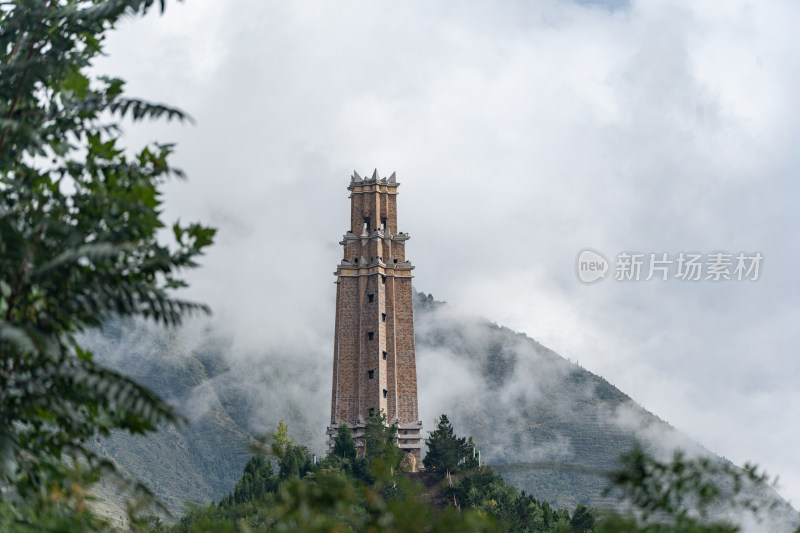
[327,170,423,460]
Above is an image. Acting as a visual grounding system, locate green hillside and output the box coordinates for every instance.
[88,292,796,528]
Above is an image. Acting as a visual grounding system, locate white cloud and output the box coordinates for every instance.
[95,0,800,506]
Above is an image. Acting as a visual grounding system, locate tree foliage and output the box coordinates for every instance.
[597,445,798,533]
[364,412,400,462]
[423,414,475,475]
[432,420,573,533]
[569,504,595,533]
[270,420,294,459]
[0,0,213,529]
[172,417,597,533]
[323,413,402,483]
[171,416,800,533]
[219,455,278,509]
[248,420,312,482]
[332,422,356,462]
[174,420,501,533]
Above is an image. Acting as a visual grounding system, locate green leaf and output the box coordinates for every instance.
[62,67,90,99]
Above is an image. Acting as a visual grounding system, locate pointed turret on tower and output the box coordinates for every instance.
[327,170,423,460]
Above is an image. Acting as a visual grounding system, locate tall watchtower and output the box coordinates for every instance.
[327,170,423,460]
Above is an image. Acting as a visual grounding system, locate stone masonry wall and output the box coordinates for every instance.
[331,176,420,458]
[393,276,418,423]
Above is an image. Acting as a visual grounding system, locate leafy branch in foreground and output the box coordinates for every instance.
[1,0,213,530]
[598,445,798,533]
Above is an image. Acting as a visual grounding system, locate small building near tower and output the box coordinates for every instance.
[326,170,423,461]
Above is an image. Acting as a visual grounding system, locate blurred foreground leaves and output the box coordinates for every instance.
[1,0,214,530]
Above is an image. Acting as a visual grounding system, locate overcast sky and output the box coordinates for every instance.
[96,0,800,506]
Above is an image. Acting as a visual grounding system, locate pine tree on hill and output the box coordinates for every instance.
[332,423,357,461]
[219,455,278,508]
[364,413,400,462]
[423,414,472,475]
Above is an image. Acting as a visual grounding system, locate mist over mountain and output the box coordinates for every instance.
[86,291,797,529]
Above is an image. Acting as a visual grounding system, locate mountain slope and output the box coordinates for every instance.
[87,293,797,529]
[415,294,647,508]
[88,322,251,513]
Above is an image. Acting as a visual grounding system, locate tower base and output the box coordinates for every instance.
[326,420,424,461]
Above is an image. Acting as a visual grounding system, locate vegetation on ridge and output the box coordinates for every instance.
[162,418,792,533]
[168,418,594,533]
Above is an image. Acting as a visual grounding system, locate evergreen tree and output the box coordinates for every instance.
[279,445,312,480]
[364,412,399,462]
[332,422,357,461]
[423,414,471,475]
[263,421,311,481]
[541,500,555,529]
[570,503,595,532]
[225,455,278,506]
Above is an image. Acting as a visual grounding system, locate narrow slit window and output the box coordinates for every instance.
[368,408,375,417]
[368,294,374,303]
[382,351,387,360]
[368,370,374,379]
[382,313,386,322]
[368,332,374,340]
[383,389,388,399]
[381,275,386,284]
[363,217,370,231]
